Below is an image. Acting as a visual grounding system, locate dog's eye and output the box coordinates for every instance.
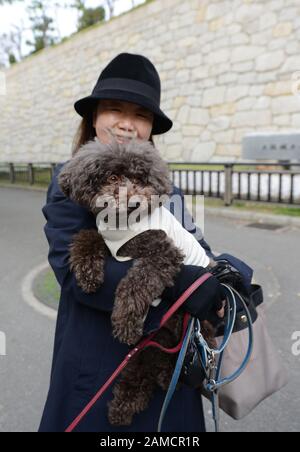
[108,175,119,183]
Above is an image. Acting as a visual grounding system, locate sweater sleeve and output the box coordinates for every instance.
[163,208,210,268]
[165,185,215,258]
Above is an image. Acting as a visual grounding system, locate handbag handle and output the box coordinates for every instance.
[158,285,254,433]
[209,286,254,391]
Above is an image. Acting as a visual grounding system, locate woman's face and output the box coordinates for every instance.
[93,99,154,144]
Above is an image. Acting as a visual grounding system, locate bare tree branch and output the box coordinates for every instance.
[103,0,116,20]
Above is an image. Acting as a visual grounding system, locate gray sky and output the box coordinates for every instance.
[0,0,145,57]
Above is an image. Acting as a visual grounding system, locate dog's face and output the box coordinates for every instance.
[58,138,173,217]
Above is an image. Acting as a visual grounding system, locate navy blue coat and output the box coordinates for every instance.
[38,164,252,433]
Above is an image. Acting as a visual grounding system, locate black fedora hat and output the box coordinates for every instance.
[74,53,173,135]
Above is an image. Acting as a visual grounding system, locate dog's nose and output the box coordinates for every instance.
[126,181,136,193]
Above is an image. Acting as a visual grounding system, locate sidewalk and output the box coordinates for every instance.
[183,197,300,229]
[205,205,300,228]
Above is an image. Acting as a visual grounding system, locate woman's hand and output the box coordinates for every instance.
[162,265,225,326]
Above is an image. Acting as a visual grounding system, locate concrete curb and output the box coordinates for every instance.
[21,262,57,320]
[0,183,47,193]
[205,206,300,228]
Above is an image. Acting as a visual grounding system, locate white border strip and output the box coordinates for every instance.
[21,262,57,320]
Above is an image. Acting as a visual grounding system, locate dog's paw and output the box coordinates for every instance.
[112,278,150,345]
[73,261,104,293]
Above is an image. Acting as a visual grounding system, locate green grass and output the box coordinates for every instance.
[169,164,255,171]
[265,206,300,217]
[32,168,53,185]
[169,164,224,171]
[202,198,300,217]
[0,181,49,190]
[33,268,60,310]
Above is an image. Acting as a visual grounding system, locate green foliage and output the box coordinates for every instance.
[77,6,105,31]
[8,52,17,64]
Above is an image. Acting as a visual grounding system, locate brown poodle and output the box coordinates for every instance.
[58,136,215,426]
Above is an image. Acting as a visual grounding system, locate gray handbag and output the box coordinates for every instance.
[181,283,288,430]
[160,279,288,432]
[216,304,288,420]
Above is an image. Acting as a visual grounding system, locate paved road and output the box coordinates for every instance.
[0,187,299,432]
[0,187,52,433]
[203,211,300,433]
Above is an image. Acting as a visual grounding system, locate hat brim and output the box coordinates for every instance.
[74,90,173,135]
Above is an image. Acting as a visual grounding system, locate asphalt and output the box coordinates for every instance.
[0,187,52,432]
[202,212,300,433]
[0,186,299,432]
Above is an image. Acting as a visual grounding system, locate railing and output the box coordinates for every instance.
[0,162,57,187]
[1,162,300,206]
[169,162,300,206]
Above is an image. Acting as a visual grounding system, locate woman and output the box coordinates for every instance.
[39,53,231,432]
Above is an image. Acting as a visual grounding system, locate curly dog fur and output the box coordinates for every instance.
[58,137,215,426]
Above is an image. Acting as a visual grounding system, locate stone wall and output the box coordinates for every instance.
[1,0,300,163]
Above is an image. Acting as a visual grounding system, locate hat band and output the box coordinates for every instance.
[92,78,160,105]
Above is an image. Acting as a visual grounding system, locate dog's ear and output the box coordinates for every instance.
[57,140,107,208]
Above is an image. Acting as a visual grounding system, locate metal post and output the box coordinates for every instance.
[28,163,34,185]
[9,163,15,184]
[50,163,56,179]
[224,164,233,206]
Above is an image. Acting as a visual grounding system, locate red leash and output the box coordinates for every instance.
[65,272,212,432]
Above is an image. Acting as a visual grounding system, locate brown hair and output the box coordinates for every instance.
[72,106,154,156]
[72,113,96,156]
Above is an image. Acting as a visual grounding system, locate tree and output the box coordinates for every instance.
[78,6,105,31]
[70,0,105,32]
[0,22,25,66]
[0,0,23,4]
[25,0,59,54]
[0,35,17,66]
[0,0,25,66]
[104,0,116,20]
